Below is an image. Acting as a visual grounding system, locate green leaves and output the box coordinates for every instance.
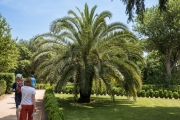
[33,3,143,101]
[134,0,180,85]
[0,15,19,72]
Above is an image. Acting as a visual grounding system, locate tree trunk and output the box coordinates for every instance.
[77,89,91,103]
[165,54,172,88]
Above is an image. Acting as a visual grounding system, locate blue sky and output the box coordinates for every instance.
[0,0,158,40]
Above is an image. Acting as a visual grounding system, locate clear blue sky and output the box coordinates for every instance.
[0,0,158,40]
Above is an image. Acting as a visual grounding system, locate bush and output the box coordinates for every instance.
[0,73,15,94]
[163,90,169,99]
[119,88,125,96]
[141,90,146,97]
[0,80,6,95]
[154,90,159,98]
[159,89,164,98]
[173,92,179,99]
[168,90,173,99]
[44,88,64,120]
[146,90,150,98]
[36,84,52,89]
[137,90,141,97]
[149,89,154,98]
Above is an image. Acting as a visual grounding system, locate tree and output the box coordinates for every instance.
[0,14,19,72]
[112,0,168,22]
[15,41,33,77]
[33,3,143,103]
[143,50,166,85]
[133,0,180,87]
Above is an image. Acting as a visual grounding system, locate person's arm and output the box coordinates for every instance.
[32,93,36,112]
[10,83,15,92]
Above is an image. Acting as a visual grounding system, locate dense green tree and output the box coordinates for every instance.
[15,42,33,77]
[143,50,166,85]
[33,3,143,103]
[0,14,19,72]
[133,0,180,87]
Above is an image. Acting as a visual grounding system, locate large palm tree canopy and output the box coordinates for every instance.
[33,3,144,102]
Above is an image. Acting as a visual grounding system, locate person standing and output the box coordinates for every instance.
[20,77,36,120]
[10,73,24,120]
[31,75,36,88]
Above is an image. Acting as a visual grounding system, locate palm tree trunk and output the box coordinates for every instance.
[78,89,91,103]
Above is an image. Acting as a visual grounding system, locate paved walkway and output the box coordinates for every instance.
[0,90,45,120]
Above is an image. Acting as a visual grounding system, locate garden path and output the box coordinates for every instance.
[0,90,47,120]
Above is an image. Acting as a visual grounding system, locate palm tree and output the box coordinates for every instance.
[33,3,144,103]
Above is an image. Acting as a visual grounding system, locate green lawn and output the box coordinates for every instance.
[55,94,180,120]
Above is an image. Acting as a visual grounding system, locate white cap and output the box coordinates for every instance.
[16,74,22,78]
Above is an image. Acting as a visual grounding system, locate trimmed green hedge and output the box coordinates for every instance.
[0,80,6,95]
[36,83,52,89]
[44,88,64,120]
[0,73,15,94]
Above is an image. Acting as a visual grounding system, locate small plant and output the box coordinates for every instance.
[149,89,154,98]
[141,90,146,97]
[137,90,141,97]
[154,90,159,98]
[163,90,168,99]
[159,89,164,98]
[168,90,173,99]
[146,90,150,98]
[173,92,179,99]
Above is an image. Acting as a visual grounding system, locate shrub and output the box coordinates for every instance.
[36,83,52,89]
[137,90,141,97]
[119,89,125,96]
[168,90,173,99]
[44,88,64,120]
[173,92,179,99]
[154,90,159,98]
[141,90,146,97]
[0,80,6,95]
[163,90,169,99]
[146,90,150,98]
[0,73,15,94]
[159,89,164,98]
[149,89,154,98]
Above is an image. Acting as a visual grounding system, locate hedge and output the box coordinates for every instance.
[0,73,15,94]
[44,88,64,120]
[0,80,6,95]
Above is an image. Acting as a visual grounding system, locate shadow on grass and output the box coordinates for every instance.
[55,95,180,120]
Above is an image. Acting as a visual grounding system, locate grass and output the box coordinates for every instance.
[55,94,180,120]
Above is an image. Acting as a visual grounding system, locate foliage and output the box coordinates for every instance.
[0,80,6,95]
[143,50,166,84]
[159,89,164,98]
[173,91,179,99]
[0,73,15,93]
[33,3,144,103]
[168,90,173,99]
[112,0,168,22]
[44,88,64,120]
[163,90,168,99]
[14,41,33,77]
[149,89,154,98]
[36,83,52,89]
[133,0,180,86]
[154,90,159,98]
[0,14,19,72]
